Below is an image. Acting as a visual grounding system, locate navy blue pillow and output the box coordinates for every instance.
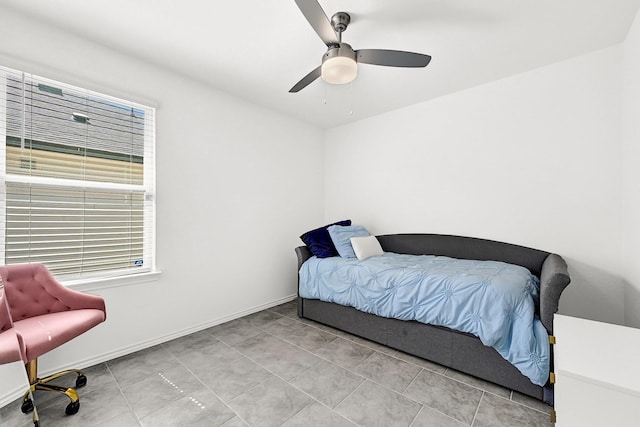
[300,220,351,258]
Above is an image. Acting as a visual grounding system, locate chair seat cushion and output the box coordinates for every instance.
[13,309,106,362]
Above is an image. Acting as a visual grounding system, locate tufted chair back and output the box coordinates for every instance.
[0,263,106,322]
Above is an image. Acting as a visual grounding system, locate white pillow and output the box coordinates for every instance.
[350,235,384,261]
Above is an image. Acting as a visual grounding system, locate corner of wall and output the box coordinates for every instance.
[622,7,640,328]
[624,282,640,328]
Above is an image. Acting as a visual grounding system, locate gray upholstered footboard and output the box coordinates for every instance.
[295,233,571,402]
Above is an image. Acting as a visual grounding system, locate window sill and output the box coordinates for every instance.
[64,270,162,292]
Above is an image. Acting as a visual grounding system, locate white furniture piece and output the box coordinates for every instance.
[554,314,640,426]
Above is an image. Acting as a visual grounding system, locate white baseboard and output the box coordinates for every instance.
[0,294,297,408]
[0,383,26,411]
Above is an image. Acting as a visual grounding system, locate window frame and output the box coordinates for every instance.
[0,66,157,284]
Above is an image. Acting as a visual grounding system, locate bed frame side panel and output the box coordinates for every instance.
[299,297,544,400]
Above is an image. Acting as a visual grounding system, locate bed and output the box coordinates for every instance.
[296,233,571,403]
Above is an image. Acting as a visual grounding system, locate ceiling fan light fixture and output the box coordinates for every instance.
[289,1,431,93]
[321,43,357,85]
[321,56,357,84]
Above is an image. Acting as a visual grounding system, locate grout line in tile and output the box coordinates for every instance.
[401,367,423,395]
[227,410,252,427]
[227,377,265,405]
[349,348,374,372]
[101,362,142,426]
[471,391,484,426]
[480,390,553,418]
[407,404,424,427]
[440,368,510,398]
[287,359,320,385]
[279,400,315,426]
[118,388,143,426]
[395,368,473,426]
[332,378,368,414]
[377,348,448,375]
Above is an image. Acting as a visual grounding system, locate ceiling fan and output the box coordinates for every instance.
[289,0,432,93]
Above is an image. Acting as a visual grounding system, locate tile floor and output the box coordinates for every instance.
[0,300,553,426]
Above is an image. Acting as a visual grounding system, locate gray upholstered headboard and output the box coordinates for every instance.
[376,234,549,276]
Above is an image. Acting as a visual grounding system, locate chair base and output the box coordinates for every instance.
[22,359,86,423]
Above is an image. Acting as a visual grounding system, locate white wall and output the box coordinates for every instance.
[623,9,640,328]
[0,4,324,397]
[325,46,625,325]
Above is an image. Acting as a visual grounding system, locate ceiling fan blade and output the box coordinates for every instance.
[289,66,322,93]
[294,0,339,47]
[356,49,432,68]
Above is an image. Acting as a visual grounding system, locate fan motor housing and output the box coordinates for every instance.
[322,43,356,64]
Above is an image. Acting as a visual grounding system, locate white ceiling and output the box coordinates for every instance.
[3,0,640,129]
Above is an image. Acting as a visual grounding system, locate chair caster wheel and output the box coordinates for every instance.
[21,399,34,414]
[65,400,80,415]
[76,374,87,388]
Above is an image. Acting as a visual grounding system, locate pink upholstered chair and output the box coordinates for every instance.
[0,286,22,365]
[0,263,106,417]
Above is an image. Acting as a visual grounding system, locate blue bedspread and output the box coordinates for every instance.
[299,252,549,386]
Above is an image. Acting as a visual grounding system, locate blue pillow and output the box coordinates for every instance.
[300,220,351,258]
[327,225,370,258]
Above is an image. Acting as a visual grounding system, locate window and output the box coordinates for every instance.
[0,66,155,280]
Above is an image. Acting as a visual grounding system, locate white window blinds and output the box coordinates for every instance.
[0,66,155,280]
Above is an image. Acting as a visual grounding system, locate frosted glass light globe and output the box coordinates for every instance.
[321,56,357,84]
